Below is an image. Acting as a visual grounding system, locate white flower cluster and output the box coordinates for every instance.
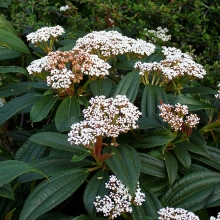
[27,56,50,75]
[94,175,145,219]
[158,207,200,220]
[158,103,200,131]
[75,30,156,57]
[60,5,70,11]
[210,212,220,220]
[134,46,206,83]
[26,25,65,44]
[145,27,171,42]
[27,49,111,89]
[68,95,141,147]
[215,84,220,98]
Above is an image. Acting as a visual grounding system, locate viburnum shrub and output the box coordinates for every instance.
[1,20,220,220]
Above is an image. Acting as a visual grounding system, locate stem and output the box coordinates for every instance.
[89,165,103,172]
[200,119,220,133]
[120,212,132,220]
[78,78,91,96]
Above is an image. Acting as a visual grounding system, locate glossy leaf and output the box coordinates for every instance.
[0,66,27,75]
[170,94,214,111]
[103,144,141,195]
[137,116,162,129]
[15,141,47,163]
[83,169,109,218]
[205,188,220,208]
[131,205,156,220]
[55,96,81,132]
[141,84,167,117]
[30,94,59,122]
[19,168,89,220]
[0,160,45,187]
[0,28,30,54]
[36,212,73,220]
[113,70,140,103]
[0,46,22,60]
[139,153,167,178]
[173,145,191,169]
[132,128,176,148]
[90,78,112,97]
[161,171,220,211]
[0,184,14,200]
[28,132,86,154]
[0,92,42,125]
[164,151,178,186]
[0,81,49,97]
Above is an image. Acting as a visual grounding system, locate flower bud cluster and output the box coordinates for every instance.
[145,27,171,42]
[158,207,200,220]
[158,103,199,131]
[27,49,111,89]
[26,25,65,44]
[134,46,206,83]
[75,30,156,58]
[210,212,220,220]
[215,84,220,99]
[68,95,141,147]
[94,175,145,219]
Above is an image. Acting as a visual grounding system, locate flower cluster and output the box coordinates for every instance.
[158,103,200,131]
[27,49,111,90]
[0,98,4,107]
[134,46,206,85]
[145,27,171,42]
[68,95,141,147]
[60,5,70,11]
[215,84,220,99]
[210,212,220,220]
[94,175,145,219]
[26,25,65,44]
[158,207,200,220]
[75,30,156,58]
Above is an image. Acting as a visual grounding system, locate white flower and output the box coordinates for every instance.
[134,46,206,83]
[60,5,69,11]
[145,26,171,42]
[0,98,4,107]
[68,95,141,147]
[158,207,200,220]
[26,25,65,44]
[210,212,220,220]
[158,103,199,131]
[75,30,155,57]
[215,84,220,98]
[94,175,145,219]
[27,49,111,89]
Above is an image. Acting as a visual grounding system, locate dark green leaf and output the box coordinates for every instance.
[181,87,216,95]
[205,188,220,208]
[28,132,86,154]
[115,59,141,70]
[113,70,140,103]
[19,168,89,220]
[164,151,178,186]
[103,144,141,195]
[0,184,14,200]
[141,84,167,117]
[83,169,109,219]
[30,94,59,122]
[170,94,214,111]
[55,96,81,132]
[0,81,49,97]
[132,128,176,148]
[71,152,90,162]
[0,160,45,187]
[161,171,220,211]
[173,145,191,169]
[36,212,73,220]
[137,116,162,129]
[0,66,27,75]
[140,153,167,178]
[0,28,30,54]
[90,78,112,97]
[0,46,22,60]
[0,92,42,125]
[15,141,46,163]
